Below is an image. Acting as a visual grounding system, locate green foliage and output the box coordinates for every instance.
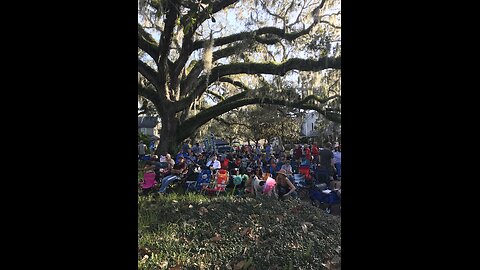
[138,132,150,143]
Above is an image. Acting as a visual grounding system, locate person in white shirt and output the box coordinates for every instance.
[206,154,221,170]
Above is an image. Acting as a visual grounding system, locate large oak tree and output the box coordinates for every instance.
[138,0,341,154]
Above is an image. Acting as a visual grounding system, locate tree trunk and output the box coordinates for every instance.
[156,110,180,156]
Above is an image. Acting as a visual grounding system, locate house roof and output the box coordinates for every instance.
[138,116,158,128]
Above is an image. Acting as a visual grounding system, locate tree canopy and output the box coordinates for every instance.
[138,0,341,154]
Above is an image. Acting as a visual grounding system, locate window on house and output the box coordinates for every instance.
[312,123,314,131]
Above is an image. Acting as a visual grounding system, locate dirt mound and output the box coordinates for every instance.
[138,194,341,269]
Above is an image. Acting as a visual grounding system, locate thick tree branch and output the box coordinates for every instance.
[177,89,340,143]
[206,89,225,101]
[138,24,159,61]
[138,59,162,91]
[218,77,251,90]
[177,25,318,98]
[302,94,340,104]
[318,20,341,29]
[157,0,180,99]
[157,1,179,63]
[192,24,315,51]
[179,43,243,97]
[211,57,341,78]
[138,83,162,106]
[177,56,340,113]
[175,0,240,81]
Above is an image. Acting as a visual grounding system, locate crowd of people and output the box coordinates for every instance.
[139,140,341,197]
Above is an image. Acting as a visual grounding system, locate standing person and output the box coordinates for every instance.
[304,144,311,164]
[265,143,272,157]
[319,142,335,185]
[255,144,262,156]
[333,145,341,179]
[293,144,302,163]
[311,143,319,164]
[138,140,147,160]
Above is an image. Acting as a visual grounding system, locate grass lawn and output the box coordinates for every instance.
[138,193,341,269]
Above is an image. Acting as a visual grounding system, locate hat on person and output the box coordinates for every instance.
[277,169,288,177]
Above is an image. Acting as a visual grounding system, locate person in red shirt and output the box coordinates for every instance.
[221,155,230,170]
[304,144,311,163]
[293,144,302,162]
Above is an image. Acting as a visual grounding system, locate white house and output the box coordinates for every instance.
[301,111,319,137]
[138,116,161,139]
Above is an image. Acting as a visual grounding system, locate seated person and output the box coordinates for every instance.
[244,167,255,195]
[274,169,297,200]
[158,156,188,194]
[165,153,175,171]
[205,154,221,171]
[262,176,276,197]
[269,159,279,179]
[281,157,295,182]
[196,153,207,169]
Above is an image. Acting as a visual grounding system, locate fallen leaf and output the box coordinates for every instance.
[210,233,222,241]
[199,207,208,215]
[301,223,308,233]
[240,227,250,236]
[303,222,313,227]
[169,265,182,270]
[159,261,168,268]
[237,207,243,211]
